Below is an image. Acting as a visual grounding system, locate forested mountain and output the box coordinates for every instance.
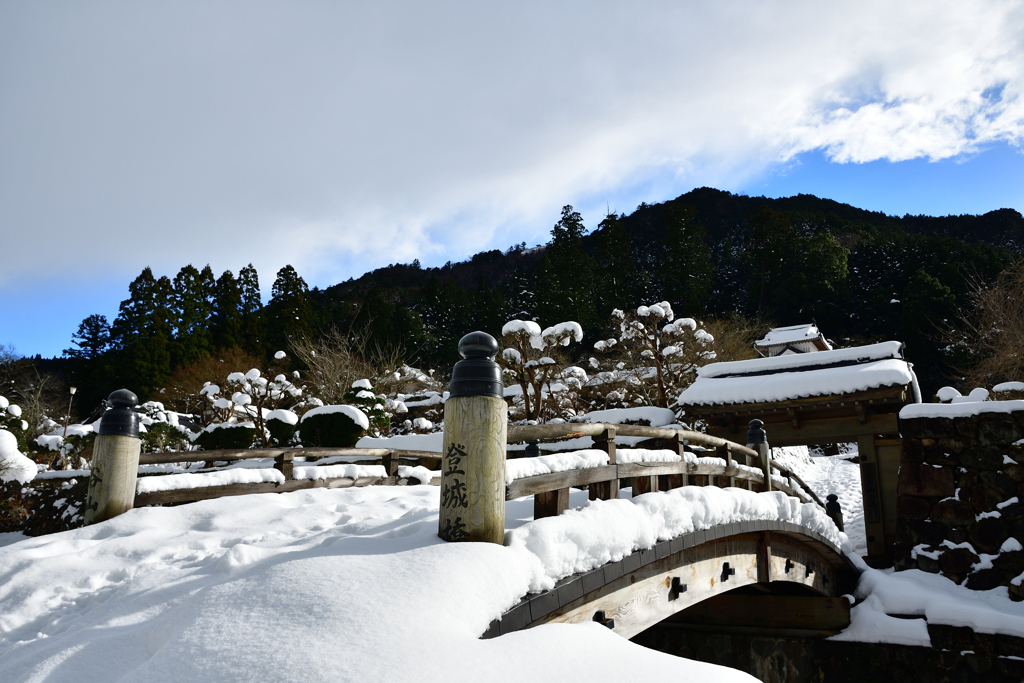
[55,188,1023,412]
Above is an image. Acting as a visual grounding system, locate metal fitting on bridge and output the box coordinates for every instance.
[438,332,507,544]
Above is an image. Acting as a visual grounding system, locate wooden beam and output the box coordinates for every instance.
[667,594,850,633]
[534,488,570,519]
[704,413,899,447]
[858,434,888,559]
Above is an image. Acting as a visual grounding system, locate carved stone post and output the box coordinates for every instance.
[85,390,142,525]
[747,419,771,492]
[439,332,507,544]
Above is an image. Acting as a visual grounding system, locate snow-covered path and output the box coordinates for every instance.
[774,446,866,556]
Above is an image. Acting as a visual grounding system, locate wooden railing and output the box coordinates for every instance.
[127,422,822,511]
[504,422,823,519]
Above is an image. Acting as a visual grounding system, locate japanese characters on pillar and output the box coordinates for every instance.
[439,332,507,544]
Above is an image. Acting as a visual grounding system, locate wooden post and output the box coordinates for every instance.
[274,451,294,479]
[439,333,507,544]
[535,488,570,519]
[719,444,736,488]
[590,426,618,500]
[747,419,771,492]
[857,434,888,559]
[669,432,687,489]
[84,390,142,525]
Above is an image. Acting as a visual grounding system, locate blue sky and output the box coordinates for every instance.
[3,2,1024,358]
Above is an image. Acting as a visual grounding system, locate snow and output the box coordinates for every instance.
[834,560,1024,645]
[901,400,1024,419]
[136,468,285,494]
[244,368,261,381]
[292,464,387,480]
[582,406,677,427]
[995,382,1024,393]
[698,341,904,379]
[0,429,36,484]
[301,404,370,430]
[412,417,433,431]
[397,465,436,484]
[357,431,443,452]
[0,486,755,683]
[680,356,914,406]
[506,450,609,483]
[754,323,829,349]
[352,379,372,390]
[615,449,682,464]
[502,319,541,337]
[6,404,22,418]
[507,487,842,593]
[274,350,287,360]
[266,409,298,425]
[0,396,7,409]
[936,386,962,402]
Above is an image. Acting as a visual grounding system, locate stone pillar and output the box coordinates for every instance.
[439,332,507,544]
[84,390,142,525]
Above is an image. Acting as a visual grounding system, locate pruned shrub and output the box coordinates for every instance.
[266,409,299,447]
[299,405,368,448]
[194,422,260,451]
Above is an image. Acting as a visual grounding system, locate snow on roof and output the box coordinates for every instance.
[679,342,912,407]
[754,323,831,350]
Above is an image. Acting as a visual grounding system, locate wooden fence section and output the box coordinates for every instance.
[133,448,442,507]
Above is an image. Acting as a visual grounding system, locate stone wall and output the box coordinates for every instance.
[896,408,1024,597]
[632,625,1024,683]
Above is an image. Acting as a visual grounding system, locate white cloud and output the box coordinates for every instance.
[1,0,1022,291]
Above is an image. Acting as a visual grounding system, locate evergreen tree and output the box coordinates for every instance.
[267,265,316,353]
[504,268,537,320]
[660,205,712,315]
[64,314,112,410]
[110,267,174,398]
[211,270,244,351]
[535,205,598,332]
[417,276,472,365]
[595,213,638,314]
[744,208,802,317]
[238,264,265,357]
[171,264,213,367]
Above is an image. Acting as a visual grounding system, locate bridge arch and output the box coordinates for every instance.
[483,519,856,640]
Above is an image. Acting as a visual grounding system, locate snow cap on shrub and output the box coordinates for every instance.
[266,409,299,426]
[0,429,36,484]
[351,379,372,390]
[301,405,369,430]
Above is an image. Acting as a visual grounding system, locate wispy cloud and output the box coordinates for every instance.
[1,0,1022,292]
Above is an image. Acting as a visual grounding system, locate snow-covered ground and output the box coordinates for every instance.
[0,484,785,682]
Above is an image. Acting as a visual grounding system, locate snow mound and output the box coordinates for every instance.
[0,430,36,484]
[301,404,370,430]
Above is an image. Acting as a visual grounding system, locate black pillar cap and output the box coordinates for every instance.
[98,389,140,438]
[746,418,766,445]
[449,332,503,399]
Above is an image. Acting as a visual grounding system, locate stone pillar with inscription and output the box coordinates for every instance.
[84,389,142,525]
[439,332,507,544]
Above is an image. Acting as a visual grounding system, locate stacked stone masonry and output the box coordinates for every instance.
[897,409,1024,598]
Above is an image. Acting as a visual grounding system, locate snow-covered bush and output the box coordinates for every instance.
[265,409,299,447]
[339,379,390,437]
[0,396,31,454]
[0,428,36,485]
[589,302,716,410]
[194,422,261,451]
[498,319,583,422]
[200,367,303,447]
[299,405,369,447]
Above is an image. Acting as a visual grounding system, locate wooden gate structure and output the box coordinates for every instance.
[678,340,919,562]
